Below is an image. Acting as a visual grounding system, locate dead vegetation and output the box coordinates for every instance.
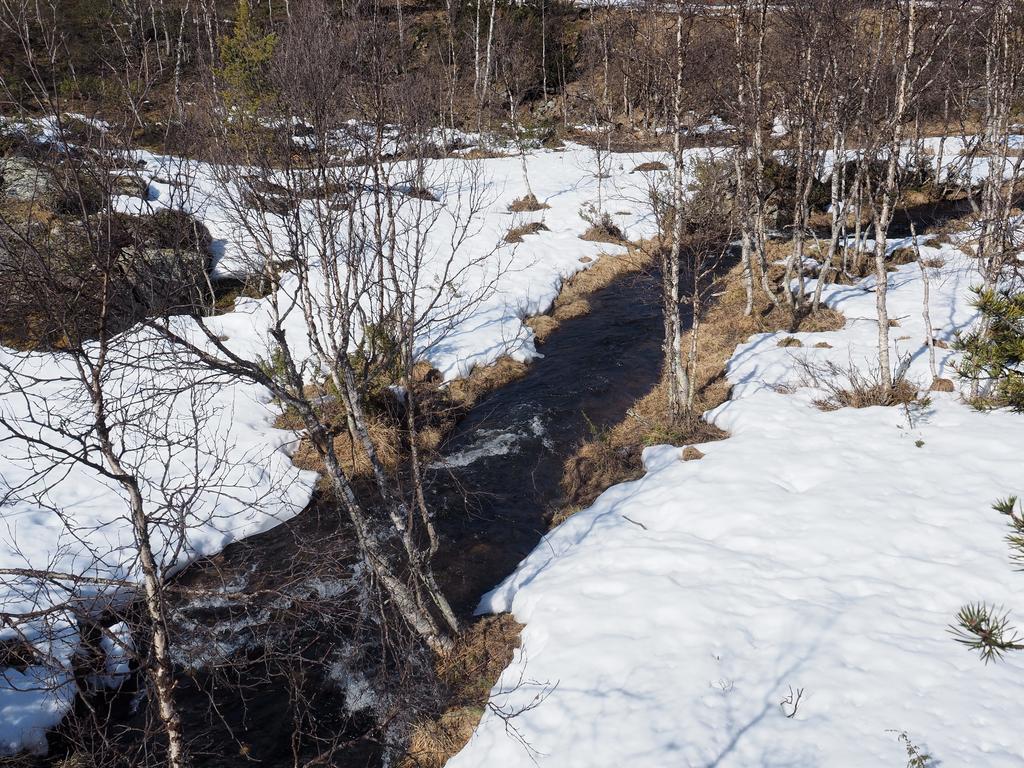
[633,160,668,173]
[504,220,548,243]
[525,246,651,343]
[402,614,523,768]
[797,357,923,410]
[507,193,549,212]
[580,220,627,244]
[447,356,530,409]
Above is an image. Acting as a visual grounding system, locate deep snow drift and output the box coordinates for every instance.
[0,143,661,754]
[447,241,1024,767]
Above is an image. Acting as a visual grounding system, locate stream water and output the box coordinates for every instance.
[428,268,664,614]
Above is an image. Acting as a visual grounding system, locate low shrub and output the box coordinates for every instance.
[798,357,923,410]
[508,193,549,212]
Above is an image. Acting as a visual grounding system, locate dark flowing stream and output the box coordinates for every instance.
[428,268,664,614]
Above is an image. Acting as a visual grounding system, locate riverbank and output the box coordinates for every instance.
[409,250,843,768]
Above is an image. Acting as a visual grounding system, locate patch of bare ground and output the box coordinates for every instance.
[580,221,627,245]
[507,193,549,213]
[402,614,523,768]
[553,256,846,525]
[633,160,668,173]
[504,220,548,243]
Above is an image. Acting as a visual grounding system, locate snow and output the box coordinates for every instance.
[0,142,662,754]
[113,143,663,379]
[447,241,1024,767]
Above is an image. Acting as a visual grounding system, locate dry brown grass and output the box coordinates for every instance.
[633,160,668,173]
[901,188,934,207]
[930,208,981,242]
[777,336,803,348]
[580,223,627,244]
[797,358,922,410]
[507,193,550,213]
[447,356,530,408]
[402,614,523,768]
[554,255,846,521]
[282,405,403,481]
[272,364,459,483]
[564,246,649,295]
[0,197,56,227]
[504,220,548,243]
[553,297,590,321]
[888,246,918,266]
[558,386,729,513]
[523,314,559,341]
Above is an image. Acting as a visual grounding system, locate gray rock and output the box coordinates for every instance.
[121,245,211,312]
[110,170,149,198]
[1,157,54,203]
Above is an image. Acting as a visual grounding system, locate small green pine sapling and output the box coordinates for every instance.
[951,496,1024,662]
[955,287,1024,410]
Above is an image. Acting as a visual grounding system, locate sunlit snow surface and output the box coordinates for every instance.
[447,241,1024,767]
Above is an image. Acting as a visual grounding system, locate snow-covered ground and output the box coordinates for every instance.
[448,240,1024,767]
[3,121,1017,759]
[0,143,662,754]
[122,143,664,377]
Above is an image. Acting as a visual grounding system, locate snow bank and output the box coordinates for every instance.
[448,242,1024,766]
[120,144,664,379]
[0,332,315,753]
